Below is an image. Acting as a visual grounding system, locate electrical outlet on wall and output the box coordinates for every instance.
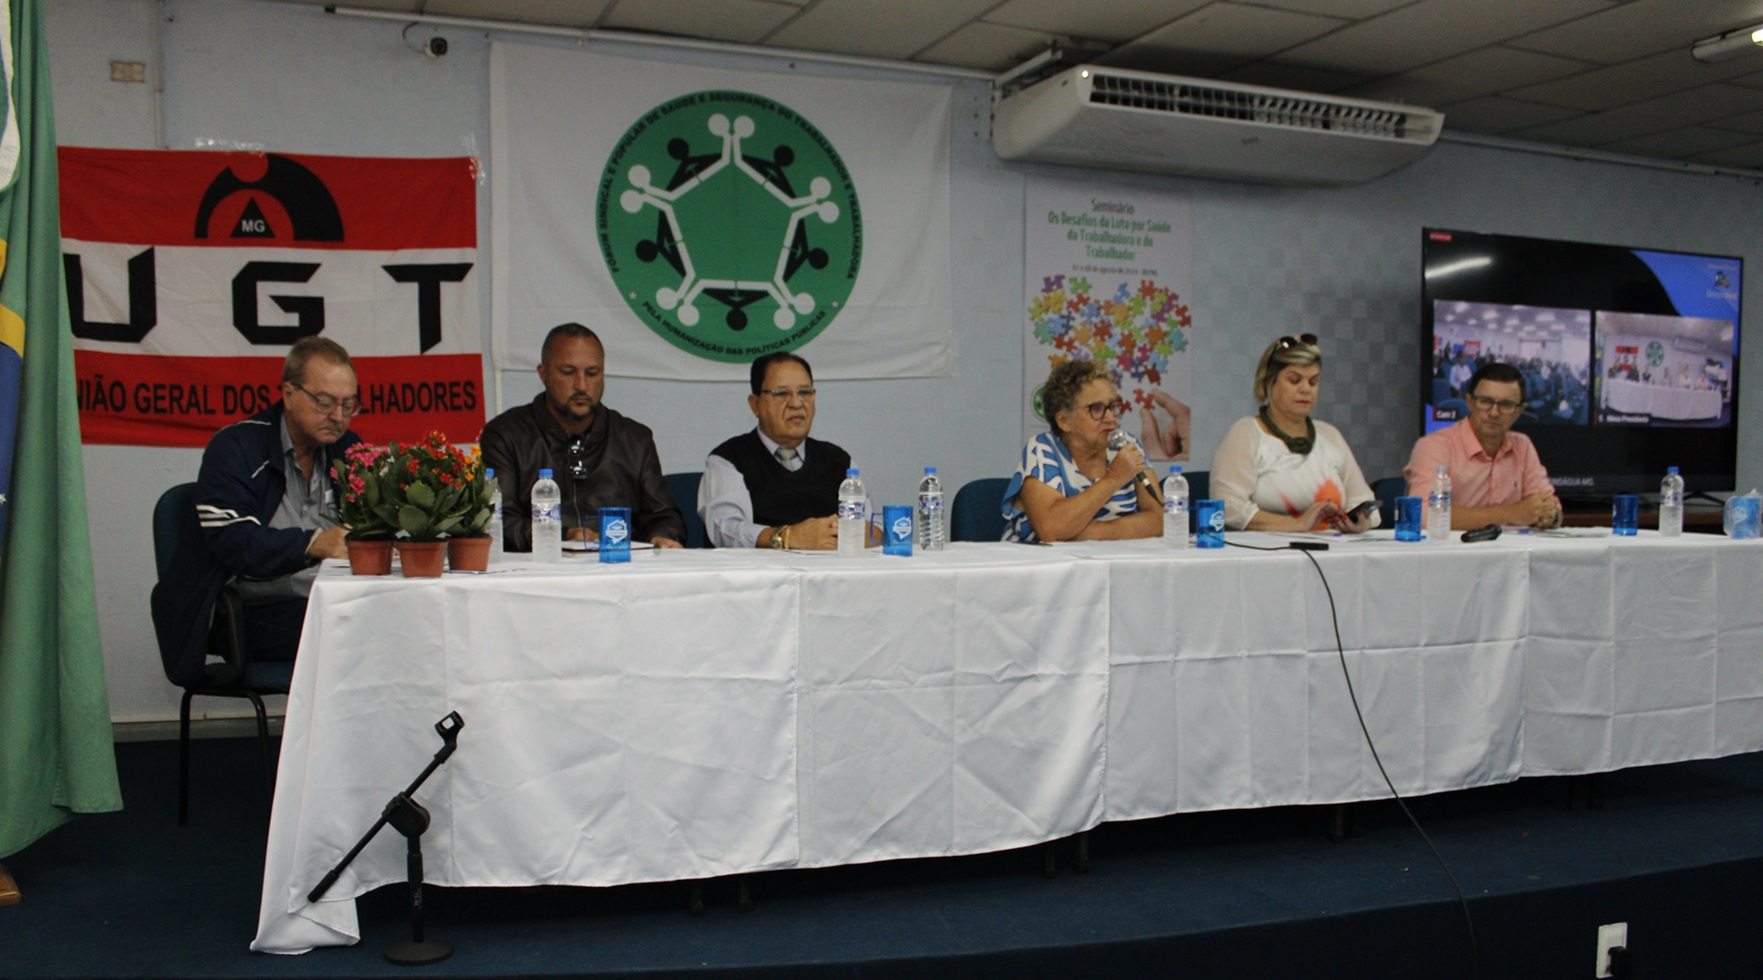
[1596,921,1628,978]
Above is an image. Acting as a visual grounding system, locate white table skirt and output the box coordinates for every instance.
[253,533,1763,953]
[1604,378,1722,420]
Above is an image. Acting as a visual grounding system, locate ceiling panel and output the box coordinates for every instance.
[1274,0,1611,76]
[1510,82,1763,147]
[1507,0,1763,65]
[980,0,1204,45]
[1101,2,1345,71]
[245,0,1763,170]
[1243,0,1412,18]
[762,0,998,59]
[1432,96,1585,135]
[1508,49,1763,111]
[601,0,800,44]
[917,21,1057,71]
[1686,140,1763,167]
[426,0,613,26]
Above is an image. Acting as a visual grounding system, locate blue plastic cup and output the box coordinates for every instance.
[1395,496,1424,542]
[1612,494,1640,536]
[598,507,632,563]
[883,505,913,556]
[1195,499,1225,549]
[1727,495,1761,540]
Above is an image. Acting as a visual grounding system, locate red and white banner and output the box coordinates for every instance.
[59,148,483,447]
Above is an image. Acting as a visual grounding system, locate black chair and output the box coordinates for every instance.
[149,482,291,825]
[950,477,1010,542]
[664,471,709,548]
[1372,476,1407,526]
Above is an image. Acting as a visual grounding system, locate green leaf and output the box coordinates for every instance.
[407,482,437,509]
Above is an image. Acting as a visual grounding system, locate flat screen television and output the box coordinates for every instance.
[1422,228,1741,497]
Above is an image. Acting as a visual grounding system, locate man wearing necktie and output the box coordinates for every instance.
[699,353,853,550]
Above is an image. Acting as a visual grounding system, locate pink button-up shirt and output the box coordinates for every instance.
[1403,419,1558,509]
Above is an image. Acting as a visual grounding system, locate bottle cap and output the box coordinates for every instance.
[486,468,495,479]
[847,468,859,477]
[1668,466,1679,474]
[925,466,937,475]
[539,468,553,479]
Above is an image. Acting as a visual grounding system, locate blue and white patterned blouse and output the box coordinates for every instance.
[1000,430,1145,543]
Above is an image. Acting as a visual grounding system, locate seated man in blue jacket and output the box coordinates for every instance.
[157,337,363,684]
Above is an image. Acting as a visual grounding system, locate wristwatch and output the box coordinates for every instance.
[769,526,785,549]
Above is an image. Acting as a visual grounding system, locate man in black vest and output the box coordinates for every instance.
[699,352,851,549]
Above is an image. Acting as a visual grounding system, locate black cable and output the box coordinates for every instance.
[1224,539,1481,980]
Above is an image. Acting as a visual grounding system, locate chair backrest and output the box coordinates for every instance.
[1372,475,1407,526]
[951,477,1011,542]
[152,482,201,581]
[1182,469,1209,507]
[664,471,709,548]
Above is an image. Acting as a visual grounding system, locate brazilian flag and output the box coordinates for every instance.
[0,0,122,859]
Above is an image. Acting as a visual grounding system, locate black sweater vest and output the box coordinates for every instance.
[710,431,851,529]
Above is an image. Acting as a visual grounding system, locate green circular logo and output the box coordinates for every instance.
[1646,340,1666,368]
[597,91,862,363]
[1031,384,1047,421]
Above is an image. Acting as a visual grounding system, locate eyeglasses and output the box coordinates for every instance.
[1084,399,1126,421]
[1274,333,1319,351]
[1471,395,1523,415]
[567,437,588,480]
[759,387,817,402]
[290,382,361,417]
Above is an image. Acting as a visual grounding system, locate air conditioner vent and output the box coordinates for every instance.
[1087,75,1416,140]
[993,65,1444,187]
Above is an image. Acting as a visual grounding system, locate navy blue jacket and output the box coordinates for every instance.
[151,403,361,686]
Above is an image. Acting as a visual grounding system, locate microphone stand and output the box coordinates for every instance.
[308,711,464,967]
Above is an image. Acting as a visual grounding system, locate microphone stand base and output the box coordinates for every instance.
[385,939,453,966]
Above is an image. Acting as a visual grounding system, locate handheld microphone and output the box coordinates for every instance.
[1108,429,1163,504]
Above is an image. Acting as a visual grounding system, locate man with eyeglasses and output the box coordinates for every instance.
[167,337,365,667]
[479,323,684,551]
[1404,362,1561,530]
[699,352,852,550]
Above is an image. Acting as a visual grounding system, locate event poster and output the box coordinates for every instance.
[60,148,483,447]
[1022,177,1194,461]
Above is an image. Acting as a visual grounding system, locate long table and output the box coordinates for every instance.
[253,533,1763,953]
[1604,377,1722,420]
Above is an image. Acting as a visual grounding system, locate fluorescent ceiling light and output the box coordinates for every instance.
[1426,256,1494,279]
[1691,25,1763,63]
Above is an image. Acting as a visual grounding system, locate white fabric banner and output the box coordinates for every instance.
[490,41,954,380]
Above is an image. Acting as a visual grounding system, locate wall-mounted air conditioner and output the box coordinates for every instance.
[992,65,1444,187]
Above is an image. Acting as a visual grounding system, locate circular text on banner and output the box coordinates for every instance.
[596,90,862,363]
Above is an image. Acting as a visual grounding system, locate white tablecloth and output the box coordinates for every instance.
[253,534,1763,953]
[1604,378,1722,420]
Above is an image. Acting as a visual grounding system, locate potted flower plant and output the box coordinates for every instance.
[328,443,397,575]
[381,432,494,576]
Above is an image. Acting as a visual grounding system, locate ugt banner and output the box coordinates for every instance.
[59,148,483,447]
[490,41,953,380]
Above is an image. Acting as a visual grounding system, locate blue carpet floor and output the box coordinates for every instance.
[6,737,1763,978]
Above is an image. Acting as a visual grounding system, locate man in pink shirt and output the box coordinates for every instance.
[1405,363,1562,529]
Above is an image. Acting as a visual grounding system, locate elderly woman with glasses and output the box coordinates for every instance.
[1210,334,1379,533]
[1002,360,1162,543]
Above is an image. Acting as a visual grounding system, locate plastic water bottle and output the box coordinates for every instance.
[1427,465,1453,542]
[531,467,562,562]
[486,467,504,564]
[1162,465,1189,549]
[837,468,865,557]
[1660,465,1684,537]
[916,467,945,552]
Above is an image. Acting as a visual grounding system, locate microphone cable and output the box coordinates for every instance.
[1226,538,1480,980]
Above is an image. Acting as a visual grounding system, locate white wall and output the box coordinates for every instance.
[45,0,1763,723]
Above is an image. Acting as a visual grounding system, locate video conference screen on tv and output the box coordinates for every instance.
[1422,228,1742,496]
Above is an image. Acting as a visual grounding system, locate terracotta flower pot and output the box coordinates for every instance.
[396,540,447,578]
[446,535,491,573]
[345,538,393,576]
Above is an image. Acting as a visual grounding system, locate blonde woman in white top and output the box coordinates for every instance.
[1210,334,1380,533]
